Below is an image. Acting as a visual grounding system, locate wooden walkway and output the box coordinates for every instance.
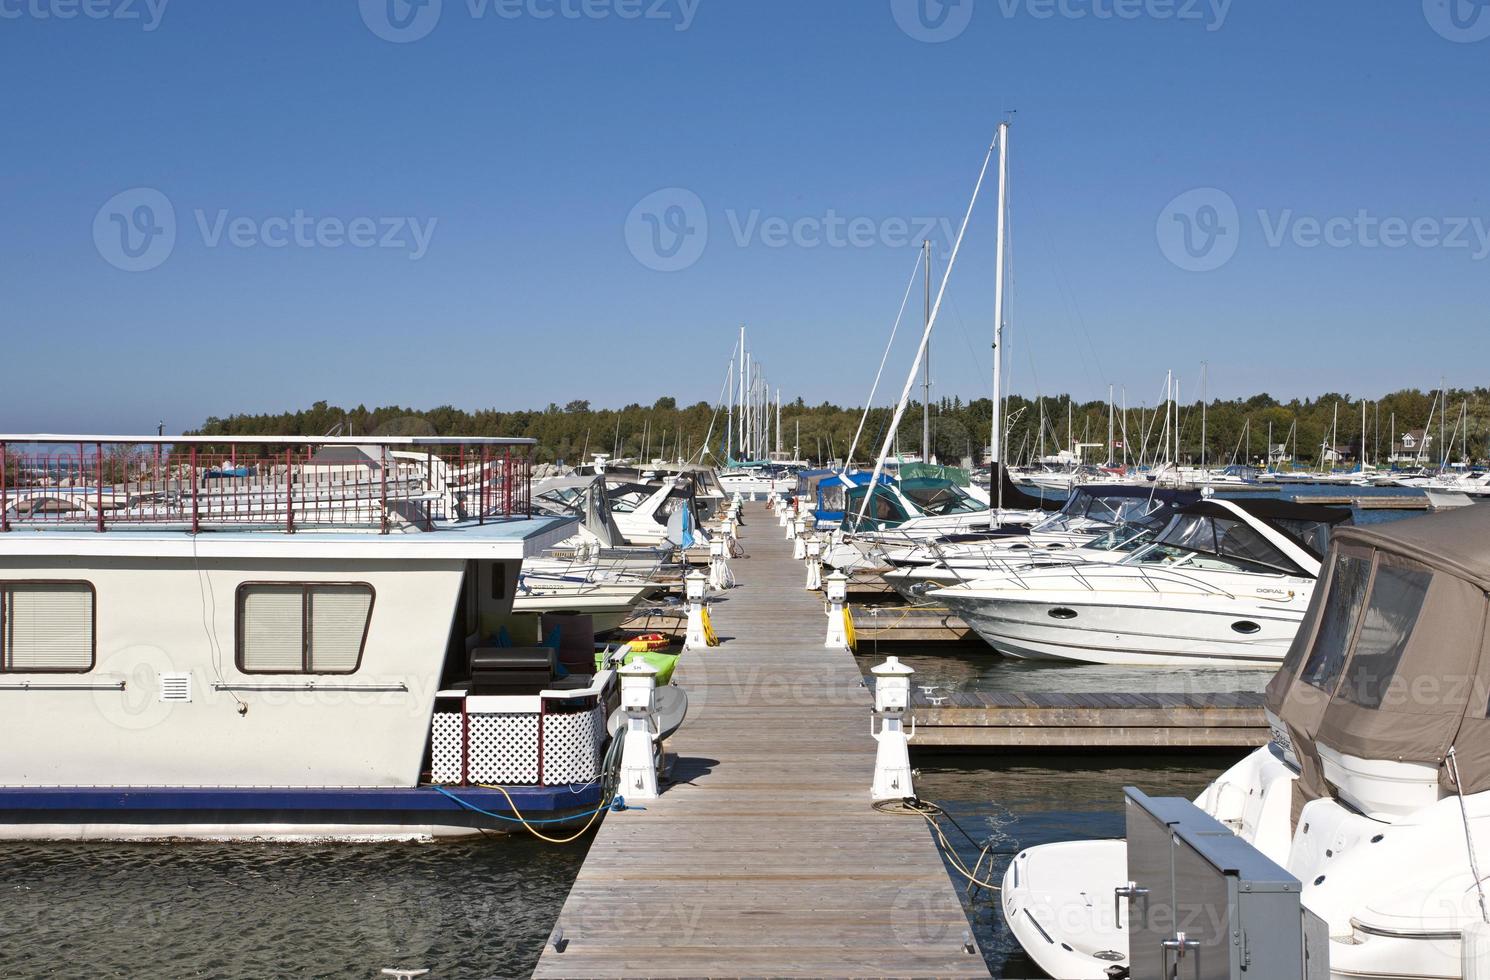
[909,690,1268,749]
[533,505,991,979]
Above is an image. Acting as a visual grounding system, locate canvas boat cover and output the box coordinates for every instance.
[1265,504,1490,810]
[898,462,971,487]
[990,463,1065,512]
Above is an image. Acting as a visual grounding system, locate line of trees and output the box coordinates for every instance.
[184,387,1490,469]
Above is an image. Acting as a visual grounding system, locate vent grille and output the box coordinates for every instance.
[158,672,192,703]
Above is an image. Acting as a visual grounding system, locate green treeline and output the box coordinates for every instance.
[190,387,1490,468]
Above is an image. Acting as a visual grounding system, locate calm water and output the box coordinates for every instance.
[0,836,588,979]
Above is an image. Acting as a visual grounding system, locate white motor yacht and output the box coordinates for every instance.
[879,486,1200,600]
[932,497,1352,667]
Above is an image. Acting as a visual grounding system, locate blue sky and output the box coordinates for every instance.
[2,0,1487,433]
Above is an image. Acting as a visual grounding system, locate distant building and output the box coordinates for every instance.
[1391,428,1433,463]
[1321,444,1355,465]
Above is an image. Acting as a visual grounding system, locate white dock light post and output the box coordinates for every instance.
[617,657,661,800]
[683,570,712,651]
[871,655,916,801]
[805,535,823,591]
[707,536,734,591]
[777,498,790,528]
[792,518,808,559]
[825,570,851,650]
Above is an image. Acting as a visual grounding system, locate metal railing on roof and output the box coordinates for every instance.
[0,436,532,534]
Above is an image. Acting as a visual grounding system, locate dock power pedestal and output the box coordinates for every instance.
[1121,787,1330,980]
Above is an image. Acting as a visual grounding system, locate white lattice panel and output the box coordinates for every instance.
[542,705,606,785]
[431,712,464,784]
[469,713,539,784]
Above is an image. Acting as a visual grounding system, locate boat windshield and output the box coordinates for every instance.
[1035,492,1166,532]
[1273,518,1333,557]
[1125,512,1305,575]
[1081,522,1159,553]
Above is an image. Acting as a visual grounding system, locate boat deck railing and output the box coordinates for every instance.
[0,435,533,534]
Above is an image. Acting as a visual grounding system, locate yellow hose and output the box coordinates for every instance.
[476,781,610,844]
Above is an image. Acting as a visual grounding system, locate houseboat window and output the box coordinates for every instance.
[1301,554,1371,692]
[1339,561,1431,709]
[236,583,373,674]
[0,582,95,672]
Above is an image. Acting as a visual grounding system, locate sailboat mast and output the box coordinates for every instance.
[1442,377,1447,470]
[990,119,1010,523]
[1200,362,1207,475]
[742,323,750,455]
[725,355,734,461]
[922,238,932,463]
[1107,384,1114,467]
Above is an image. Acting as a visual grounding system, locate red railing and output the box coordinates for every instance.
[0,439,532,534]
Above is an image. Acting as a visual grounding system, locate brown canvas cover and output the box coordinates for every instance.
[1264,505,1490,804]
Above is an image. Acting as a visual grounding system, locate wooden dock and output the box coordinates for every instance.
[909,690,1268,749]
[533,504,991,979]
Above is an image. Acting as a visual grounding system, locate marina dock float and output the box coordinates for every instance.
[909,691,1268,749]
[534,504,991,980]
[1287,494,1429,510]
[849,604,977,643]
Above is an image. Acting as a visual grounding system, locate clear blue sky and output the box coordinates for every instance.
[2,0,1487,433]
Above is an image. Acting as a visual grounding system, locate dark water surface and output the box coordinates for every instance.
[0,835,588,979]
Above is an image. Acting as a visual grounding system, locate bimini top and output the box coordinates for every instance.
[1266,504,1490,802]
[1180,497,1354,529]
[1176,497,1351,554]
[990,463,1064,513]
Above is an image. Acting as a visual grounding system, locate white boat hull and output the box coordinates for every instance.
[939,588,1305,667]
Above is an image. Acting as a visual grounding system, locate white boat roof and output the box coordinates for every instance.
[0,434,535,446]
[0,515,578,561]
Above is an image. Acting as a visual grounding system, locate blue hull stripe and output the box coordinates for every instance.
[0,784,602,814]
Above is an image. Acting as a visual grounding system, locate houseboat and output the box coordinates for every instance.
[0,434,626,841]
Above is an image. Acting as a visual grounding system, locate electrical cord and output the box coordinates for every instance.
[873,796,1004,894]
